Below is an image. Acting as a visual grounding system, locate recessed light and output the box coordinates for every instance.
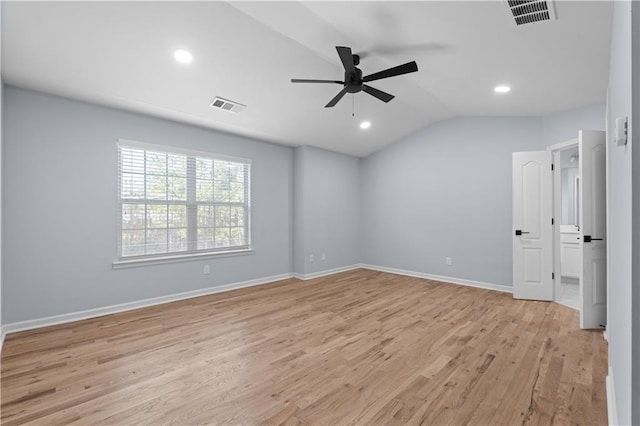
[173,49,193,64]
[360,121,371,129]
[494,85,511,94]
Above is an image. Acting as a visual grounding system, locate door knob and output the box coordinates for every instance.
[515,230,530,236]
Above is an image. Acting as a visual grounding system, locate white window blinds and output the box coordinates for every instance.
[117,140,251,259]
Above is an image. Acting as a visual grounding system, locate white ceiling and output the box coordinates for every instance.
[1,1,612,157]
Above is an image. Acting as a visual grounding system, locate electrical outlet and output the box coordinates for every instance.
[446,257,452,266]
[203,265,210,275]
[321,253,326,261]
[309,254,315,263]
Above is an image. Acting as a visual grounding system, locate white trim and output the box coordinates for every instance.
[290,263,515,294]
[1,265,515,337]
[606,367,618,426]
[546,138,579,152]
[113,248,255,269]
[553,149,562,302]
[292,264,361,280]
[554,299,579,311]
[605,88,612,346]
[359,264,513,294]
[117,138,252,164]
[0,327,5,354]
[2,273,292,335]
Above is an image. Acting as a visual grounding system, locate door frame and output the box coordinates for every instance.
[547,138,579,306]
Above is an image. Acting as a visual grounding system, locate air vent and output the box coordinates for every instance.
[209,97,245,113]
[507,0,556,26]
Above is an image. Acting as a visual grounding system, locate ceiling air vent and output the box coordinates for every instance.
[210,97,245,113]
[507,0,556,26]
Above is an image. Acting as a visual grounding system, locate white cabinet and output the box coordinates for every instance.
[560,225,581,278]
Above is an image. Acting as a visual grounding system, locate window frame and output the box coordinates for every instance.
[114,139,252,267]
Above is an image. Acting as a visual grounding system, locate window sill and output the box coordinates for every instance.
[112,248,255,269]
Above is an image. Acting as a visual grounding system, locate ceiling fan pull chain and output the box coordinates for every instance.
[352,94,355,117]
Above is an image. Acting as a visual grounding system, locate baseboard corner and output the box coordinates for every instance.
[293,264,362,281]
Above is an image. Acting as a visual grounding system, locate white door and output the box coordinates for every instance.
[513,151,554,300]
[579,130,607,329]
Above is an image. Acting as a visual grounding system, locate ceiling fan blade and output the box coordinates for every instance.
[336,46,356,74]
[362,84,395,103]
[325,86,350,108]
[363,61,418,83]
[291,79,344,84]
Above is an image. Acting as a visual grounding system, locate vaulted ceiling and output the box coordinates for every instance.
[1,1,612,156]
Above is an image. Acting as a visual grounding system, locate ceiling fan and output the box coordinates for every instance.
[291,46,419,108]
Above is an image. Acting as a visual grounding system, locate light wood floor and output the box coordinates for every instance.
[1,269,607,425]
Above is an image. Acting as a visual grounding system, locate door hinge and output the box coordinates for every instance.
[552,218,554,225]
[552,272,555,280]
[551,164,554,171]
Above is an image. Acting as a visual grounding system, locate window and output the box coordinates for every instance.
[117,140,251,261]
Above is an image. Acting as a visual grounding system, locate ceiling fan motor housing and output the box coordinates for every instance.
[345,67,363,93]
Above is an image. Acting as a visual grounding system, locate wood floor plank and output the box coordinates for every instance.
[1,269,607,425]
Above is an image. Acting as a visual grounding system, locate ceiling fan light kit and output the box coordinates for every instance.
[291,46,418,108]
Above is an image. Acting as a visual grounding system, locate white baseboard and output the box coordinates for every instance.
[2,273,293,335]
[292,264,361,280]
[360,264,513,294]
[0,326,5,354]
[606,367,618,426]
[1,264,513,338]
[555,300,579,311]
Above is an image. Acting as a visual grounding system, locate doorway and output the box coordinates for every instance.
[513,130,607,329]
[552,142,581,311]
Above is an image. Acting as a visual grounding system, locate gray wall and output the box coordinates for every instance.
[607,2,634,424]
[632,1,640,423]
[361,117,544,286]
[360,109,605,288]
[1,86,609,323]
[292,146,360,275]
[543,103,605,146]
[0,79,2,333]
[0,8,3,337]
[292,147,306,274]
[2,86,293,324]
